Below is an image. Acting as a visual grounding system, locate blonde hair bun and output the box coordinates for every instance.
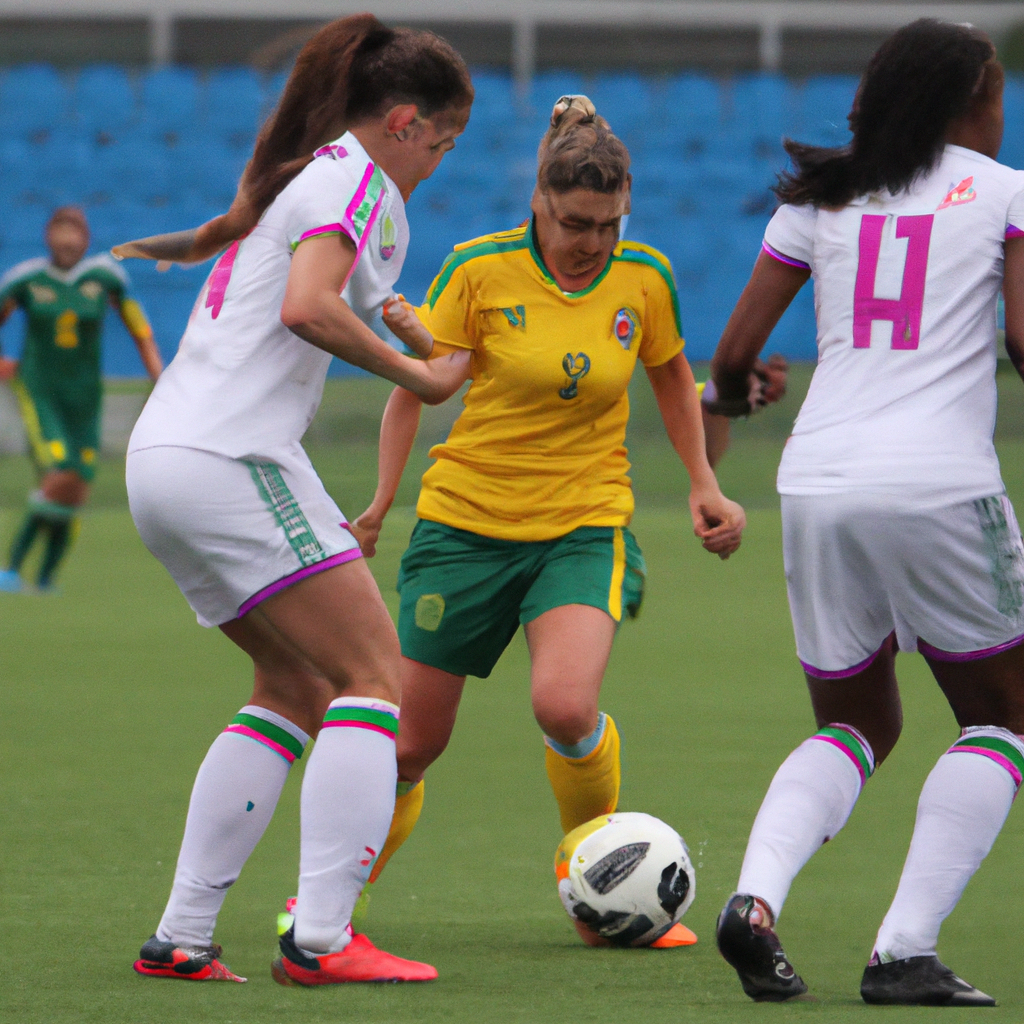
[550,94,597,127]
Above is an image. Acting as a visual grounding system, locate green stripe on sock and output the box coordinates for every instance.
[323,706,398,734]
[230,712,305,759]
[953,735,1024,777]
[818,725,873,778]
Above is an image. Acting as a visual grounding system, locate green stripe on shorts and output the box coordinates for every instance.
[247,461,324,567]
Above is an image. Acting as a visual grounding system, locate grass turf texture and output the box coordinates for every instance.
[2,367,1024,1021]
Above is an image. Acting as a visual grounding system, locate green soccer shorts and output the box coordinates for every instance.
[397,519,646,679]
[12,378,100,482]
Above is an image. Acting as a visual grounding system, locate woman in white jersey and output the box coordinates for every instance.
[115,16,472,986]
[706,19,1024,1007]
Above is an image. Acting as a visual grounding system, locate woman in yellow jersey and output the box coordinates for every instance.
[352,97,745,943]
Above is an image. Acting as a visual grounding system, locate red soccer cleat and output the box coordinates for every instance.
[271,929,437,985]
[133,935,246,982]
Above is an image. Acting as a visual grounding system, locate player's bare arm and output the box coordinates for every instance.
[709,253,808,415]
[646,351,745,559]
[281,234,468,405]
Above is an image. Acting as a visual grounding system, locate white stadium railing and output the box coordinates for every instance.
[0,1,1020,80]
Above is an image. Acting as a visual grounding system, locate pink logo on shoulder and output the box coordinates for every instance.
[937,176,976,210]
[314,144,348,160]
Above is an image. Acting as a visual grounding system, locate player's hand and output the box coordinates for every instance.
[0,357,18,381]
[689,486,745,560]
[748,353,788,412]
[350,509,385,558]
[383,295,434,358]
[408,348,470,405]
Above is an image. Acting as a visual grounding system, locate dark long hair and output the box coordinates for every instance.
[114,14,472,264]
[776,19,996,208]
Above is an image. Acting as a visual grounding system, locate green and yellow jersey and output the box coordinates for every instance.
[0,254,150,478]
[414,220,685,542]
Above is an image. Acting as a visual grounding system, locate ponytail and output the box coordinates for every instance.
[114,14,472,265]
[776,19,996,208]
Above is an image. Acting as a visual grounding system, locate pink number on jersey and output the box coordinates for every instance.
[853,214,933,350]
[205,240,241,320]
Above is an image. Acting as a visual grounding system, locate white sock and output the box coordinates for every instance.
[737,724,874,918]
[156,705,309,946]
[872,726,1023,962]
[293,697,399,954]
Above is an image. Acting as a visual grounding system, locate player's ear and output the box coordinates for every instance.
[623,175,632,216]
[385,104,419,139]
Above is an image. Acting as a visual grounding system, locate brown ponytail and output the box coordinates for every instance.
[114,14,472,265]
[537,94,630,195]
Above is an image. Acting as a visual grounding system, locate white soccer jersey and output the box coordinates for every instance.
[764,145,1024,506]
[128,132,409,461]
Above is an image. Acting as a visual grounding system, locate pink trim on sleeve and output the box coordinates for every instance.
[762,240,810,270]
[1006,225,1024,239]
[297,222,357,246]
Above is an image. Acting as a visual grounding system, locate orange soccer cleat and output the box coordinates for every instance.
[133,935,246,982]
[650,923,699,947]
[271,928,437,985]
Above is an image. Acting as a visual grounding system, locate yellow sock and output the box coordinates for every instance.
[368,779,424,884]
[544,712,621,835]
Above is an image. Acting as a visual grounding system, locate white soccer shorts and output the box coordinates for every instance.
[127,445,361,627]
[782,492,1024,677]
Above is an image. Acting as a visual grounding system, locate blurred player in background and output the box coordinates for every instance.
[116,15,472,986]
[709,19,1024,1007]
[0,206,162,593]
[348,96,747,947]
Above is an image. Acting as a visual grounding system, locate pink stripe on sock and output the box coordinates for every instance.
[319,719,396,739]
[918,633,1024,662]
[950,745,1023,788]
[237,549,362,619]
[224,723,297,763]
[813,734,867,786]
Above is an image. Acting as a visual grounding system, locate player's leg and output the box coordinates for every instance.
[861,494,1024,1005]
[718,494,898,1000]
[35,469,89,588]
[367,658,465,886]
[864,655,1024,1005]
[361,521,524,890]
[522,527,644,835]
[526,604,619,833]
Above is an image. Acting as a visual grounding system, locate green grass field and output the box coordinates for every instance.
[2,368,1024,1022]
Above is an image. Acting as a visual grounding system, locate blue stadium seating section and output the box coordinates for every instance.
[0,64,1020,375]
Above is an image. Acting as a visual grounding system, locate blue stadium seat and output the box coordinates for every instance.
[140,66,201,142]
[728,74,797,161]
[0,64,69,139]
[169,140,245,206]
[1000,75,1024,169]
[206,68,264,147]
[470,70,514,115]
[75,65,136,140]
[798,75,858,147]
[529,71,586,114]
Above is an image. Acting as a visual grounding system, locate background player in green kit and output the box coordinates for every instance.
[0,207,162,592]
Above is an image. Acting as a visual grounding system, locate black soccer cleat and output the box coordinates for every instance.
[716,893,808,1001]
[861,954,995,1006]
[133,934,246,982]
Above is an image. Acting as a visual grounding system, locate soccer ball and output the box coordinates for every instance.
[554,812,694,947]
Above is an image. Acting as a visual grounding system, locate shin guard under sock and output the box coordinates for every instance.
[545,712,621,834]
[156,706,308,946]
[872,726,1024,962]
[737,723,875,918]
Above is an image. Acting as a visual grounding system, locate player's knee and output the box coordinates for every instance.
[534,703,599,747]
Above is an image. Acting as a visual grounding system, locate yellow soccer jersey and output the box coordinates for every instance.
[414,221,685,541]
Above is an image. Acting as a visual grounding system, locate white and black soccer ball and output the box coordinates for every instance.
[554,811,695,947]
